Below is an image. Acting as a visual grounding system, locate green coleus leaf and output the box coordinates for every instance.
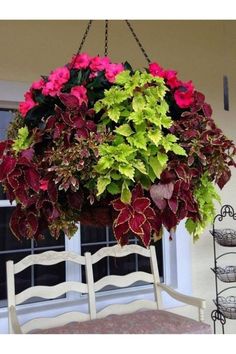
[111,172,121,180]
[148,129,162,146]
[157,152,168,167]
[127,132,147,150]
[132,93,146,112]
[107,182,121,195]
[121,180,131,203]
[134,160,147,175]
[115,70,131,85]
[107,106,121,122]
[171,144,187,156]
[95,156,114,173]
[97,175,111,196]
[128,111,144,125]
[115,123,134,137]
[149,156,164,179]
[118,164,135,180]
[12,126,32,153]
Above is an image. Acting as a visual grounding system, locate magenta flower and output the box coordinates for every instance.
[31,79,45,90]
[71,85,88,106]
[164,70,180,89]
[149,62,165,78]
[42,66,70,97]
[105,63,124,83]
[71,53,91,69]
[19,91,38,118]
[174,81,194,108]
[90,56,110,71]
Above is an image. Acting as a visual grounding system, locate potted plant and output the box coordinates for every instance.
[0,53,235,247]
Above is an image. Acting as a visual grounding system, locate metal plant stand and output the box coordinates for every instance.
[210,205,236,334]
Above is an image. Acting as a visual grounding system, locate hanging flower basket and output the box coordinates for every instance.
[0,52,235,247]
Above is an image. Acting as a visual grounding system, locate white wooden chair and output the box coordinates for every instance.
[6,244,211,334]
[85,244,206,321]
[6,250,89,334]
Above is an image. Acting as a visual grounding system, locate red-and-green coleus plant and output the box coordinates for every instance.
[0,53,235,247]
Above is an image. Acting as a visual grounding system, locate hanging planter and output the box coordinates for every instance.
[0,22,235,247]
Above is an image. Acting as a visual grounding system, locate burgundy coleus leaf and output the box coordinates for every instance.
[24,168,40,192]
[128,212,146,234]
[45,115,57,130]
[0,141,7,159]
[131,183,143,201]
[7,168,22,189]
[14,187,31,206]
[26,212,39,238]
[58,93,80,110]
[47,180,58,203]
[53,123,66,139]
[175,165,187,180]
[0,156,16,182]
[76,128,89,139]
[73,116,86,129]
[9,205,24,240]
[86,120,96,131]
[111,198,126,211]
[217,169,231,189]
[5,182,15,203]
[113,221,129,243]
[150,182,174,209]
[139,220,152,247]
[187,155,194,166]
[67,189,84,210]
[132,197,150,213]
[202,103,212,118]
[60,111,74,126]
[160,169,176,183]
[115,207,130,226]
[17,156,31,166]
[162,207,178,231]
[168,198,179,214]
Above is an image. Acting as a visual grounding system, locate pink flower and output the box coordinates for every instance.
[71,85,88,106]
[71,53,91,69]
[149,62,165,78]
[31,79,45,90]
[42,66,70,97]
[174,81,195,108]
[164,70,180,89]
[105,63,124,83]
[19,91,37,118]
[90,56,110,71]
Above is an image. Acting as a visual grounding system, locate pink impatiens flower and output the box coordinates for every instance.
[42,66,70,97]
[174,81,195,108]
[71,53,91,69]
[70,85,88,106]
[90,56,110,71]
[31,79,45,90]
[19,91,38,118]
[105,63,124,83]
[164,70,180,89]
[149,62,165,78]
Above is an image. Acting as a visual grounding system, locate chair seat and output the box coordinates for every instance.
[31,309,212,334]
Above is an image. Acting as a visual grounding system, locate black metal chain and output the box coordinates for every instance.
[104,20,108,57]
[125,20,151,64]
[77,20,93,54]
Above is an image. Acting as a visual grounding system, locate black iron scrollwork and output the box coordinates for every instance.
[214,204,236,223]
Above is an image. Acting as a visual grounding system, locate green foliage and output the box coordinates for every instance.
[12,126,32,153]
[185,173,221,241]
[94,69,187,200]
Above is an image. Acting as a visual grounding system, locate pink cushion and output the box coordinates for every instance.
[31,309,212,334]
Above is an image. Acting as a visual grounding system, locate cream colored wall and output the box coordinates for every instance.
[0,20,235,333]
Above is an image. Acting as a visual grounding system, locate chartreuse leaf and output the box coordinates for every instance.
[186,172,221,241]
[115,123,134,137]
[149,156,163,179]
[148,129,162,146]
[132,93,146,112]
[115,70,131,85]
[97,175,111,196]
[121,180,131,203]
[127,131,147,150]
[158,152,168,167]
[95,156,114,173]
[118,165,135,180]
[171,144,187,156]
[12,126,32,153]
[107,106,121,122]
[134,160,147,175]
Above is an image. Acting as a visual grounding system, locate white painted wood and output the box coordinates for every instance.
[21,311,91,334]
[85,252,96,320]
[96,300,157,319]
[94,272,153,292]
[14,251,86,274]
[8,306,22,334]
[90,244,150,264]
[6,261,16,334]
[149,246,162,309]
[15,282,88,305]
